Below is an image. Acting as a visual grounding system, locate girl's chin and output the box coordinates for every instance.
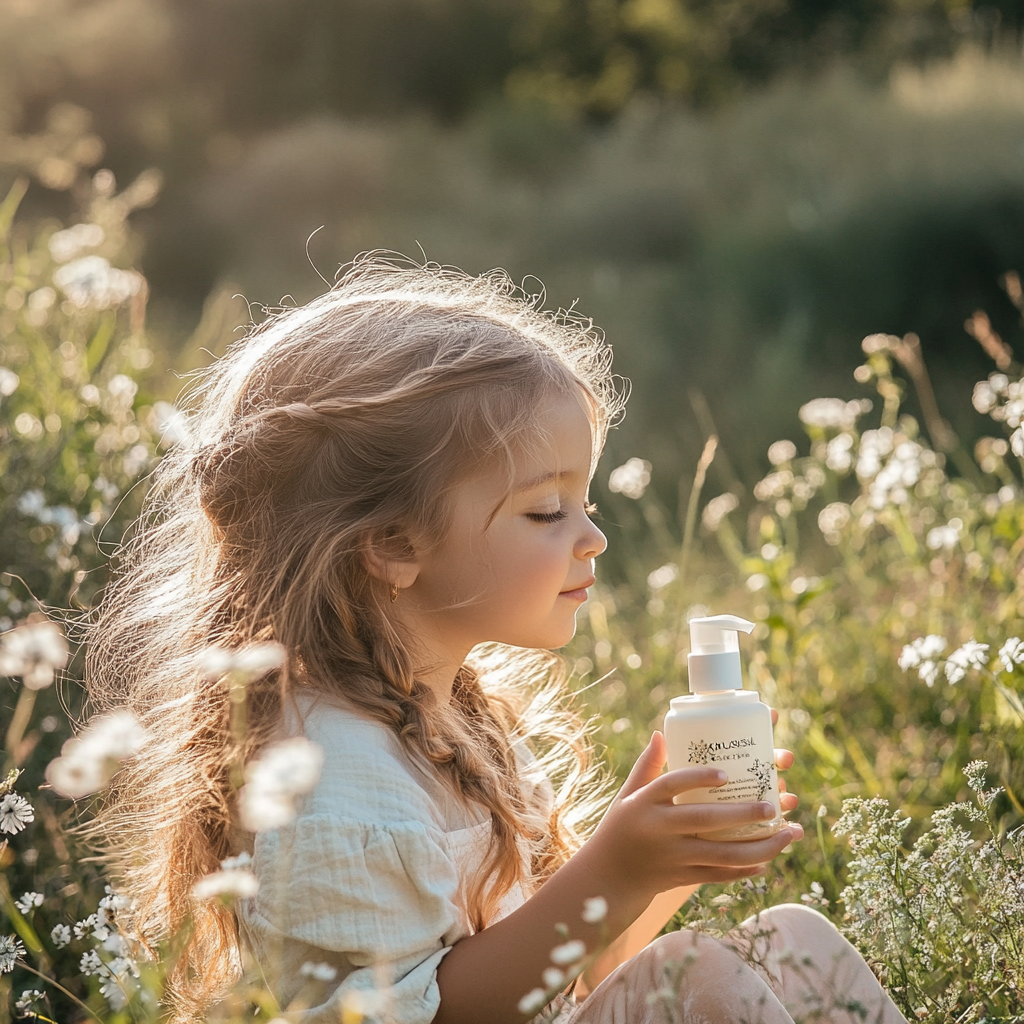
[495,626,577,651]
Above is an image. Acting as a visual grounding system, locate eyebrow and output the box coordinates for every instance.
[515,469,578,491]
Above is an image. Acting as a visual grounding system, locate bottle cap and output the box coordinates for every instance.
[687,614,755,693]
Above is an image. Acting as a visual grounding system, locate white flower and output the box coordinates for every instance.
[234,644,286,677]
[14,892,43,915]
[999,637,1024,673]
[701,492,739,531]
[825,433,854,472]
[0,621,69,690]
[914,635,947,662]
[13,989,45,1015]
[79,949,103,976]
[746,573,769,591]
[646,564,678,591]
[220,852,252,871]
[972,379,997,414]
[0,367,19,398]
[0,935,26,973]
[102,932,128,958]
[99,887,131,913]
[898,635,947,687]
[46,710,148,799]
[798,398,869,431]
[945,641,989,684]
[608,458,651,500]
[767,440,797,465]
[239,737,324,832]
[542,966,565,989]
[51,924,71,948]
[753,470,792,501]
[517,988,548,1015]
[193,869,259,900]
[200,643,286,682]
[864,439,924,509]
[0,793,34,834]
[1012,428,1024,458]
[54,256,142,310]
[855,427,893,479]
[48,223,105,263]
[926,520,961,551]
[299,961,338,982]
[581,896,607,924]
[100,976,133,1012]
[550,939,586,965]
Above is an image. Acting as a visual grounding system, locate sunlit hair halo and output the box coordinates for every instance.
[84,254,625,1016]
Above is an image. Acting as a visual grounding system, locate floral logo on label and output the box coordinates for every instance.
[748,758,774,801]
[688,739,711,765]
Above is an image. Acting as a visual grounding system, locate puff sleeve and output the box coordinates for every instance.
[235,704,496,1024]
[243,813,469,1024]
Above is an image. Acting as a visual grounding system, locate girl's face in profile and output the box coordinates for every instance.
[406,392,607,655]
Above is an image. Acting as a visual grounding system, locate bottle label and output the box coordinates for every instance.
[665,713,780,808]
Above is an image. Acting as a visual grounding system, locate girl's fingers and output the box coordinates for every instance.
[689,864,768,886]
[780,791,799,812]
[616,731,668,800]
[667,799,779,836]
[770,706,778,726]
[646,765,728,802]
[684,823,804,867]
[774,748,794,769]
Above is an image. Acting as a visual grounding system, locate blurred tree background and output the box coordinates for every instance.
[3,0,1024,537]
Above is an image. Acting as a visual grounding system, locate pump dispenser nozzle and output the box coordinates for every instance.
[687,614,755,693]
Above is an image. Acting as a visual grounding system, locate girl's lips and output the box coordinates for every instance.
[559,578,595,601]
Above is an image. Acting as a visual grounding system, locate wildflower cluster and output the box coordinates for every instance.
[70,889,145,1011]
[832,763,1024,1020]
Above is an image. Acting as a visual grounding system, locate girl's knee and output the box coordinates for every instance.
[733,903,846,965]
[643,929,745,975]
[741,902,839,939]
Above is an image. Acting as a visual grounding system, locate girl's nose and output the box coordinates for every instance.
[577,518,607,560]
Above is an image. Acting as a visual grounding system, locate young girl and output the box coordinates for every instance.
[86,257,908,1024]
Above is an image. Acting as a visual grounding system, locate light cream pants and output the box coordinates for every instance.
[565,904,908,1024]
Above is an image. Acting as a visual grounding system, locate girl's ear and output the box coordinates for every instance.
[360,531,421,590]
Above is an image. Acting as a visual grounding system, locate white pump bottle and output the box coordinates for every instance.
[663,614,782,841]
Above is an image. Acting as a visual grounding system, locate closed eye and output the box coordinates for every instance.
[526,510,568,523]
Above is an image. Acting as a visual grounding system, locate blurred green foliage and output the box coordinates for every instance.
[0,172,170,1022]
[3,1,1024,483]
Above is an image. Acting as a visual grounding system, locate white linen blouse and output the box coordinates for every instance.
[237,693,558,1023]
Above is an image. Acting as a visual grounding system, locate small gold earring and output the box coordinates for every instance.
[390,583,399,603]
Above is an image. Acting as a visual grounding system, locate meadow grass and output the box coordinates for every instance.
[1,163,1023,1021]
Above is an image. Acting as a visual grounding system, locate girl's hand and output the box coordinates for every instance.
[585,731,803,904]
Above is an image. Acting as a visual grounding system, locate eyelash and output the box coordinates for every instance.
[526,503,599,524]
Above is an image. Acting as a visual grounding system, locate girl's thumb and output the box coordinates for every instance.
[617,731,667,799]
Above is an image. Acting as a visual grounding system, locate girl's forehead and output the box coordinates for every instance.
[510,397,597,484]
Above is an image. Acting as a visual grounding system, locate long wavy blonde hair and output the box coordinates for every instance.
[84,255,625,1016]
